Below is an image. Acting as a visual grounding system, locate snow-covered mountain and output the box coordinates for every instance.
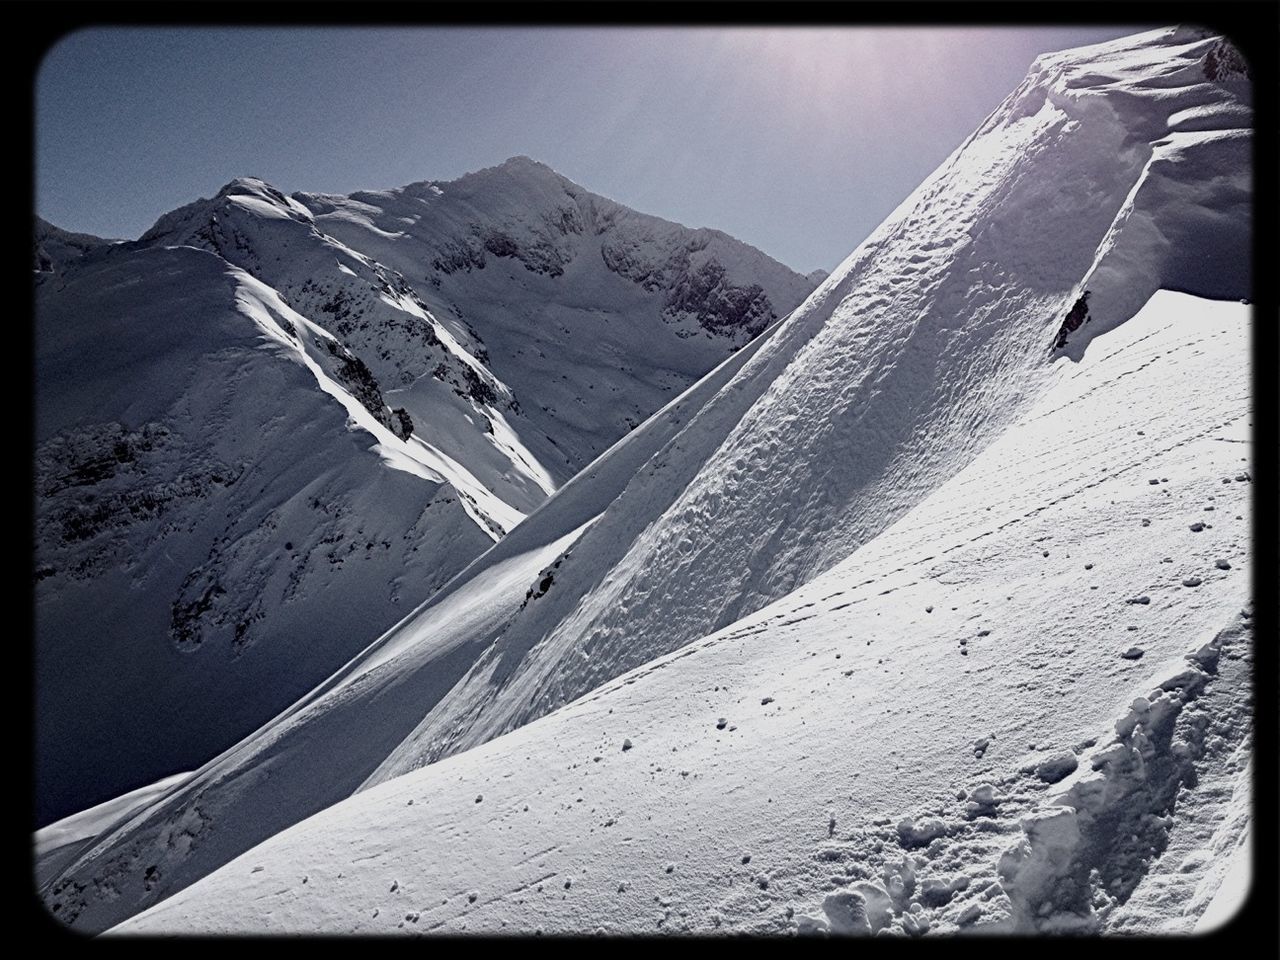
[34,170,816,826]
[33,237,497,827]
[37,26,1252,936]
[294,155,820,471]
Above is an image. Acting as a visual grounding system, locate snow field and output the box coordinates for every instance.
[111,290,1252,935]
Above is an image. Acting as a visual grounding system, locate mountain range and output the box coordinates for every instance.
[34,26,1253,937]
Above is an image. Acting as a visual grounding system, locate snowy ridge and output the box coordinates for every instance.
[138,176,551,530]
[39,27,1251,935]
[355,25,1253,778]
[34,216,113,273]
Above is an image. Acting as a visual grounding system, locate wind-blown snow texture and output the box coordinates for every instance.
[34,168,814,824]
[39,27,1251,936]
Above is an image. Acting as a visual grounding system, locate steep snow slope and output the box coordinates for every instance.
[113,289,1253,935]
[36,304,785,930]
[34,243,493,824]
[137,176,551,532]
[39,27,1251,933]
[295,156,818,473]
[352,25,1252,779]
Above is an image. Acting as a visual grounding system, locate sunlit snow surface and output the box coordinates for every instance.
[113,290,1252,936]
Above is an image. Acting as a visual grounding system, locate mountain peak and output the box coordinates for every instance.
[498,155,547,170]
[213,177,299,208]
[463,155,564,185]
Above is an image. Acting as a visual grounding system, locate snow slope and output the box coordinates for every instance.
[34,242,494,824]
[343,24,1252,783]
[136,176,550,532]
[36,303,785,929]
[113,289,1253,936]
[39,26,1252,934]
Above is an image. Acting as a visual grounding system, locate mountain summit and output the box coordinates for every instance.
[294,155,819,470]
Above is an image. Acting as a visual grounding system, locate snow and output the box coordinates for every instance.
[1193,820,1251,932]
[34,155,811,827]
[33,244,494,825]
[332,25,1253,785]
[110,289,1252,935]
[37,26,1252,937]
[33,216,111,272]
[34,771,192,888]
[295,155,819,476]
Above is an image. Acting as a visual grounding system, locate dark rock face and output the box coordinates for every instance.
[171,577,231,652]
[600,236,780,339]
[37,423,170,497]
[433,226,572,278]
[391,407,414,441]
[35,422,242,583]
[1053,291,1091,349]
[663,258,776,339]
[1203,39,1249,82]
[431,237,487,275]
[520,552,568,609]
[322,339,403,436]
[481,231,520,260]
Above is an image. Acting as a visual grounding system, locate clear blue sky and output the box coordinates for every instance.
[36,25,1150,273]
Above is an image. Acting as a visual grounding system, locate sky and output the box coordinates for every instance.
[36,25,1150,274]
